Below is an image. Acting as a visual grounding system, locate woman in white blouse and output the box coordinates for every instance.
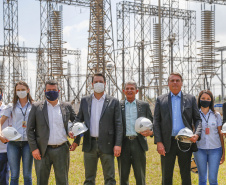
[194,90,225,185]
[0,81,33,185]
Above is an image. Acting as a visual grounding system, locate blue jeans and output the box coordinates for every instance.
[194,147,222,185]
[7,141,33,185]
[0,152,9,185]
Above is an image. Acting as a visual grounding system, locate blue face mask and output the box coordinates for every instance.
[45,91,59,101]
[0,94,2,101]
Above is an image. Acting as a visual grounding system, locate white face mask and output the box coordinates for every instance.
[16,91,27,99]
[93,83,105,93]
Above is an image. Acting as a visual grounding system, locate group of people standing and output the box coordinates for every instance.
[0,72,225,185]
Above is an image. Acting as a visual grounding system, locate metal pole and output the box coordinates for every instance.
[138,46,142,100]
[171,40,174,73]
[122,4,125,100]
[122,48,125,99]
[158,0,163,95]
[141,41,145,99]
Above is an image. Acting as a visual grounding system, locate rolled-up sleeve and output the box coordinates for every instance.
[216,113,222,127]
[2,105,13,118]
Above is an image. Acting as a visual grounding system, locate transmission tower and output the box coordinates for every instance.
[2,0,22,102]
[86,0,119,97]
[37,0,119,98]
[36,2,68,100]
[116,1,198,99]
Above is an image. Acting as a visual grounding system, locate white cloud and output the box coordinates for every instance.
[63,20,89,37]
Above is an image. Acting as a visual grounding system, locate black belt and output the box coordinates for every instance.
[126,136,137,140]
[91,137,98,141]
[48,142,66,149]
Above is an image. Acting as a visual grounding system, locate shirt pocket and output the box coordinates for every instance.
[210,121,217,128]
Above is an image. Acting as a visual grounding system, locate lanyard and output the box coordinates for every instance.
[20,103,29,121]
[200,112,211,128]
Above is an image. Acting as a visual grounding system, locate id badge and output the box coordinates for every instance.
[22,121,27,128]
[205,127,210,135]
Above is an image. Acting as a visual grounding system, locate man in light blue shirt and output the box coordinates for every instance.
[171,91,185,136]
[154,72,202,185]
[125,99,137,136]
[118,80,153,185]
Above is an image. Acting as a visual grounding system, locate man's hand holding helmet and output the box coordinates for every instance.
[69,122,88,139]
[135,117,153,137]
[140,130,153,137]
[189,134,199,143]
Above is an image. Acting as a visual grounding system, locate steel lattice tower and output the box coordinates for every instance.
[37,0,119,98]
[35,1,51,100]
[2,0,22,102]
[116,1,198,99]
[86,0,119,96]
[36,2,67,100]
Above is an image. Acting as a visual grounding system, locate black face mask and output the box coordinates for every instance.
[200,100,211,108]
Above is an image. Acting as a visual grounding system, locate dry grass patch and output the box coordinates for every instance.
[17,137,226,184]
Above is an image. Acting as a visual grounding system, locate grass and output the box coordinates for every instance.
[17,137,226,184]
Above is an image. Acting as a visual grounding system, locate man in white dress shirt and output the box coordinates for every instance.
[27,80,78,185]
[71,73,123,185]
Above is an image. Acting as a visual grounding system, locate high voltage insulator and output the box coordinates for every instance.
[199,10,217,75]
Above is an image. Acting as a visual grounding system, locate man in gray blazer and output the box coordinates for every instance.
[118,80,153,185]
[153,72,202,185]
[27,80,78,185]
[71,73,123,185]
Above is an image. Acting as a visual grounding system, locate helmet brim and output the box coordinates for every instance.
[175,135,192,143]
[9,134,22,141]
[73,128,88,136]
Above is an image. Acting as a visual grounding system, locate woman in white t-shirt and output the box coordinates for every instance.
[0,81,33,185]
[194,90,225,185]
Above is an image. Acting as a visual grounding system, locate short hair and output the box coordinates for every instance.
[168,72,183,82]
[124,80,138,90]
[45,79,58,89]
[0,87,2,94]
[92,73,106,83]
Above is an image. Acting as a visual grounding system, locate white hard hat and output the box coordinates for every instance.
[68,121,73,132]
[135,117,153,133]
[1,127,22,141]
[72,122,88,136]
[175,127,193,143]
[221,124,226,133]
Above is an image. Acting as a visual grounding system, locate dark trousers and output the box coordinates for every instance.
[0,153,9,185]
[118,137,146,185]
[34,142,70,185]
[161,137,192,185]
[84,140,116,185]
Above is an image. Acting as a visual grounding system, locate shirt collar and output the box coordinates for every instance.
[125,99,136,105]
[47,100,60,107]
[171,91,181,98]
[17,100,30,108]
[92,93,106,101]
[199,108,213,115]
